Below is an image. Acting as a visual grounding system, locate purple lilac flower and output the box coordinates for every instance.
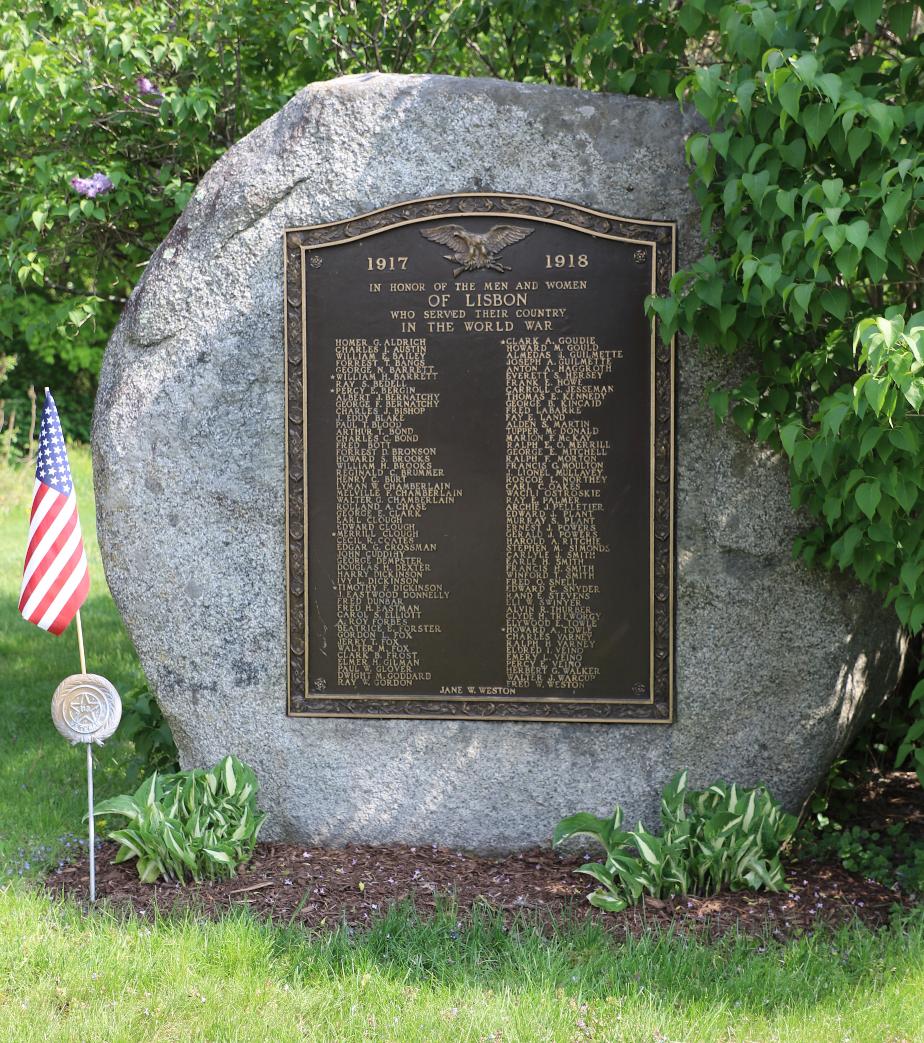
[136,76,164,102]
[70,173,113,198]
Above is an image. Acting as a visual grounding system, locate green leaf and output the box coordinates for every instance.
[688,133,710,171]
[890,2,915,38]
[757,258,782,290]
[791,282,813,318]
[676,3,704,34]
[855,480,882,519]
[884,188,912,228]
[752,7,777,41]
[847,127,872,165]
[901,226,924,264]
[822,402,849,436]
[895,478,918,513]
[742,170,771,206]
[163,825,196,869]
[791,54,818,86]
[631,831,663,866]
[836,525,864,566]
[815,73,842,106]
[92,795,143,822]
[607,850,643,878]
[709,388,730,421]
[900,561,924,596]
[137,858,163,884]
[905,380,924,411]
[820,286,850,320]
[741,789,758,832]
[553,812,613,847]
[699,277,724,310]
[776,188,797,219]
[864,376,889,414]
[587,892,628,912]
[778,79,802,120]
[94,755,263,883]
[780,422,802,456]
[576,862,615,889]
[821,178,844,206]
[108,829,145,860]
[859,426,883,458]
[136,773,159,808]
[735,80,756,117]
[777,138,806,169]
[823,225,847,253]
[803,104,836,148]
[844,220,870,252]
[855,0,883,34]
[203,847,235,865]
[222,756,237,796]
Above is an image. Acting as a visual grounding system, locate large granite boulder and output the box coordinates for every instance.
[93,73,905,851]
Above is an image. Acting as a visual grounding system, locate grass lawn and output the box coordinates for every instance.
[2,446,924,1042]
[1,889,922,1043]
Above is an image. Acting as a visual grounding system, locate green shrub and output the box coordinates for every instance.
[119,683,180,786]
[93,755,266,884]
[554,772,797,912]
[795,743,924,896]
[0,0,687,438]
[644,1,924,785]
[797,820,924,896]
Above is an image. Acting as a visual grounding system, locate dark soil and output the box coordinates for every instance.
[47,840,905,940]
[46,773,921,940]
[839,769,924,839]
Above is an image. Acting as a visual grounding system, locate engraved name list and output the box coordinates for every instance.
[284,196,675,722]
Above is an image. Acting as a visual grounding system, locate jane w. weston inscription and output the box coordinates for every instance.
[284,194,675,722]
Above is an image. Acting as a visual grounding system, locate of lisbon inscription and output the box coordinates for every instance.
[284,194,675,723]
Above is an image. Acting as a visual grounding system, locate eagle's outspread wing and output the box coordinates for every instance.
[483,225,533,252]
[420,225,471,251]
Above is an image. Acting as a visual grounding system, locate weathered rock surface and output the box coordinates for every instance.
[94,74,905,851]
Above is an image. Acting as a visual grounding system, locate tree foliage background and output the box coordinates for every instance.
[3,0,923,772]
[0,0,697,441]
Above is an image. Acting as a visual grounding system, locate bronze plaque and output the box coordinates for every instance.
[284,194,675,722]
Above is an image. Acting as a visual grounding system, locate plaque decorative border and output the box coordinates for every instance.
[284,193,676,723]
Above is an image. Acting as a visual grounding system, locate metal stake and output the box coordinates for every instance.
[75,610,95,903]
[86,743,95,903]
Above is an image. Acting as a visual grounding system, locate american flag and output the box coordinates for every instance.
[19,389,90,634]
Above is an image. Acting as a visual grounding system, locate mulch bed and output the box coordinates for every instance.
[842,769,924,839]
[46,841,907,941]
[45,771,924,939]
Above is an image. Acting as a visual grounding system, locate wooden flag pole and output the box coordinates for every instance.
[76,609,87,673]
[75,609,96,903]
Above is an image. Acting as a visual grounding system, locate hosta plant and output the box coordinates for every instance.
[554,771,797,912]
[93,755,266,884]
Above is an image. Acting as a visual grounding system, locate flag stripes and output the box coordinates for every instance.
[19,391,89,636]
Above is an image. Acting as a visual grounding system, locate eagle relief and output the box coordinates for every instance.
[420,224,533,277]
